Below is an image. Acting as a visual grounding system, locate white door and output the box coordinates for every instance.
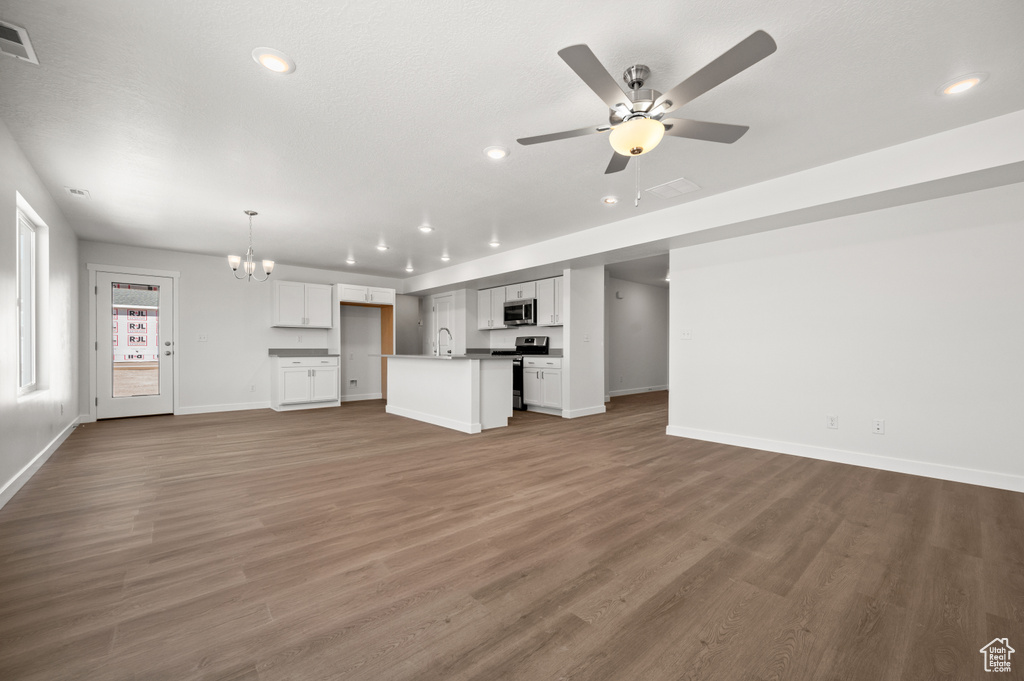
[310,366,340,402]
[433,293,454,355]
[97,272,174,419]
[305,284,334,327]
[280,367,312,404]
[274,281,306,326]
[542,369,563,408]
[523,368,543,406]
[490,288,507,329]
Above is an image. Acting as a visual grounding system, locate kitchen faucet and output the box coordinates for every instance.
[436,327,453,356]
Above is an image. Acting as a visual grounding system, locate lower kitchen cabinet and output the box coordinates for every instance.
[523,357,562,410]
[271,357,340,411]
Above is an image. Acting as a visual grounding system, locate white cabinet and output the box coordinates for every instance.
[523,357,562,409]
[337,284,395,305]
[505,281,537,302]
[536,276,563,326]
[272,357,340,410]
[272,281,334,328]
[477,288,507,330]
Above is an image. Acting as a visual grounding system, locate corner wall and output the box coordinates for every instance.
[668,181,1024,491]
[564,266,606,418]
[0,120,79,509]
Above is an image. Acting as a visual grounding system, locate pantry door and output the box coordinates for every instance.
[96,272,175,419]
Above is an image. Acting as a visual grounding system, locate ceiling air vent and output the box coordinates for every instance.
[64,187,91,199]
[646,177,700,199]
[0,21,39,65]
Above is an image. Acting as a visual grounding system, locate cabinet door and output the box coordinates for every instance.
[523,368,543,406]
[305,284,334,328]
[273,281,307,327]
[536,278,555,326]
[476,290,492,330]
[490,288,507,329]
[541,369,562,409]
[338,284,368,303]
[368,288,395,305]
[310,366,340,402]
[518,281,537,300]
[552,276,564,325]
[505,284,522,301]
[280,367,311,404]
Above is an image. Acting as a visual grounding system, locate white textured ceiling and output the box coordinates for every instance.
[1,0,1022,281]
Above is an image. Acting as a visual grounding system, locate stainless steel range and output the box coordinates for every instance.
[492,336,549,411]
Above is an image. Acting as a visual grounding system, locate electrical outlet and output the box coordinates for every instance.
[349,353,354,360]
[681,330,693,340]
[584,333,590,342]
[248,385,256,393]
[826,415,839,429]
[349,379,357,386]
[197,333,208,342]
[297,335,303,343]
[872,419,885,434]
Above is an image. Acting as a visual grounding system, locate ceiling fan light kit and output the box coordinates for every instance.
[516,30,777,176]
[609,117,665,156]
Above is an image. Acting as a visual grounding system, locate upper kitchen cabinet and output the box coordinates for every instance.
[477,288,507,330]
[536,276,563,326]
[505,281,537,302]
[337,284,395,305]
[272,281,334,328]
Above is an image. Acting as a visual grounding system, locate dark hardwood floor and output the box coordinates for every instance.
[1,392,1021,680]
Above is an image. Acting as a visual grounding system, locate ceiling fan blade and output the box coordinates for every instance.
[557,44,633,110]
[516,124,609,146]
[662,118,749,144]
[652,30,777,115]
[605,152,630,174]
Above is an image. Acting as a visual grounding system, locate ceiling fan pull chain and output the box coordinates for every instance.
[635,157,641,207]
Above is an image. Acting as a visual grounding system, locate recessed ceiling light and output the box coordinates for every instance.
[602,196,619,205]
[405,266,414,273]
[484,146,509,160]
[489,241,501,248]
[345,258,355,265]
[441,255,451,262]
[939,73,987,95]
[252,47,295,75]
[419,224,433,233]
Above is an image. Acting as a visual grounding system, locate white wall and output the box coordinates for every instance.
[563,266,606,418]
[78,241,401,416]
[338,305,382,401]
[668,182,1024,492]
[486,325,564,351]
[606,277,668,397]
[0,120,79,508]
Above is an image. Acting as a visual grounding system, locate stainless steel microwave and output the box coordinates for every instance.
[503,299,536,326]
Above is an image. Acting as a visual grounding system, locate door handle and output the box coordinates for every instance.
[164,350,172,356]
[164,341,172,346]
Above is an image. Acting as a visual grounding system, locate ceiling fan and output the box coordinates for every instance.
[517,31,777,174]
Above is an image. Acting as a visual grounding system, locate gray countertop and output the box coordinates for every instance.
[268,348,339,357]
[375,354,514,360]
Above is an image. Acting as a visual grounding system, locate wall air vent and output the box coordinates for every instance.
[646,177,700,199]
[0,21,39,65]
[64,187,91,199]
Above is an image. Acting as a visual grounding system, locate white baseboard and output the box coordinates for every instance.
[177,401,270,415]
[665,425,1024,493]
[271,400,340,412]
[386,404,480,434]
[525,405,562,417]
[0,417,80,510]
[609,385,668,397]
[340,392,383,402]
[562,405,607,419]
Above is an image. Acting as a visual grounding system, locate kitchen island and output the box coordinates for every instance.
[381,354,513,433]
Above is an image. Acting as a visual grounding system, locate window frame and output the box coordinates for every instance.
[17,209,37,395]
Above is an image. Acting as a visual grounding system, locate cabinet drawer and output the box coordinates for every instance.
[276,357,339,368]
[523,357,561,369]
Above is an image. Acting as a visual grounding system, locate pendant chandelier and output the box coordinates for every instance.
[228,210,274,282]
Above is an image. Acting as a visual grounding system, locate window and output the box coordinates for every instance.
[17,209,36,393]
